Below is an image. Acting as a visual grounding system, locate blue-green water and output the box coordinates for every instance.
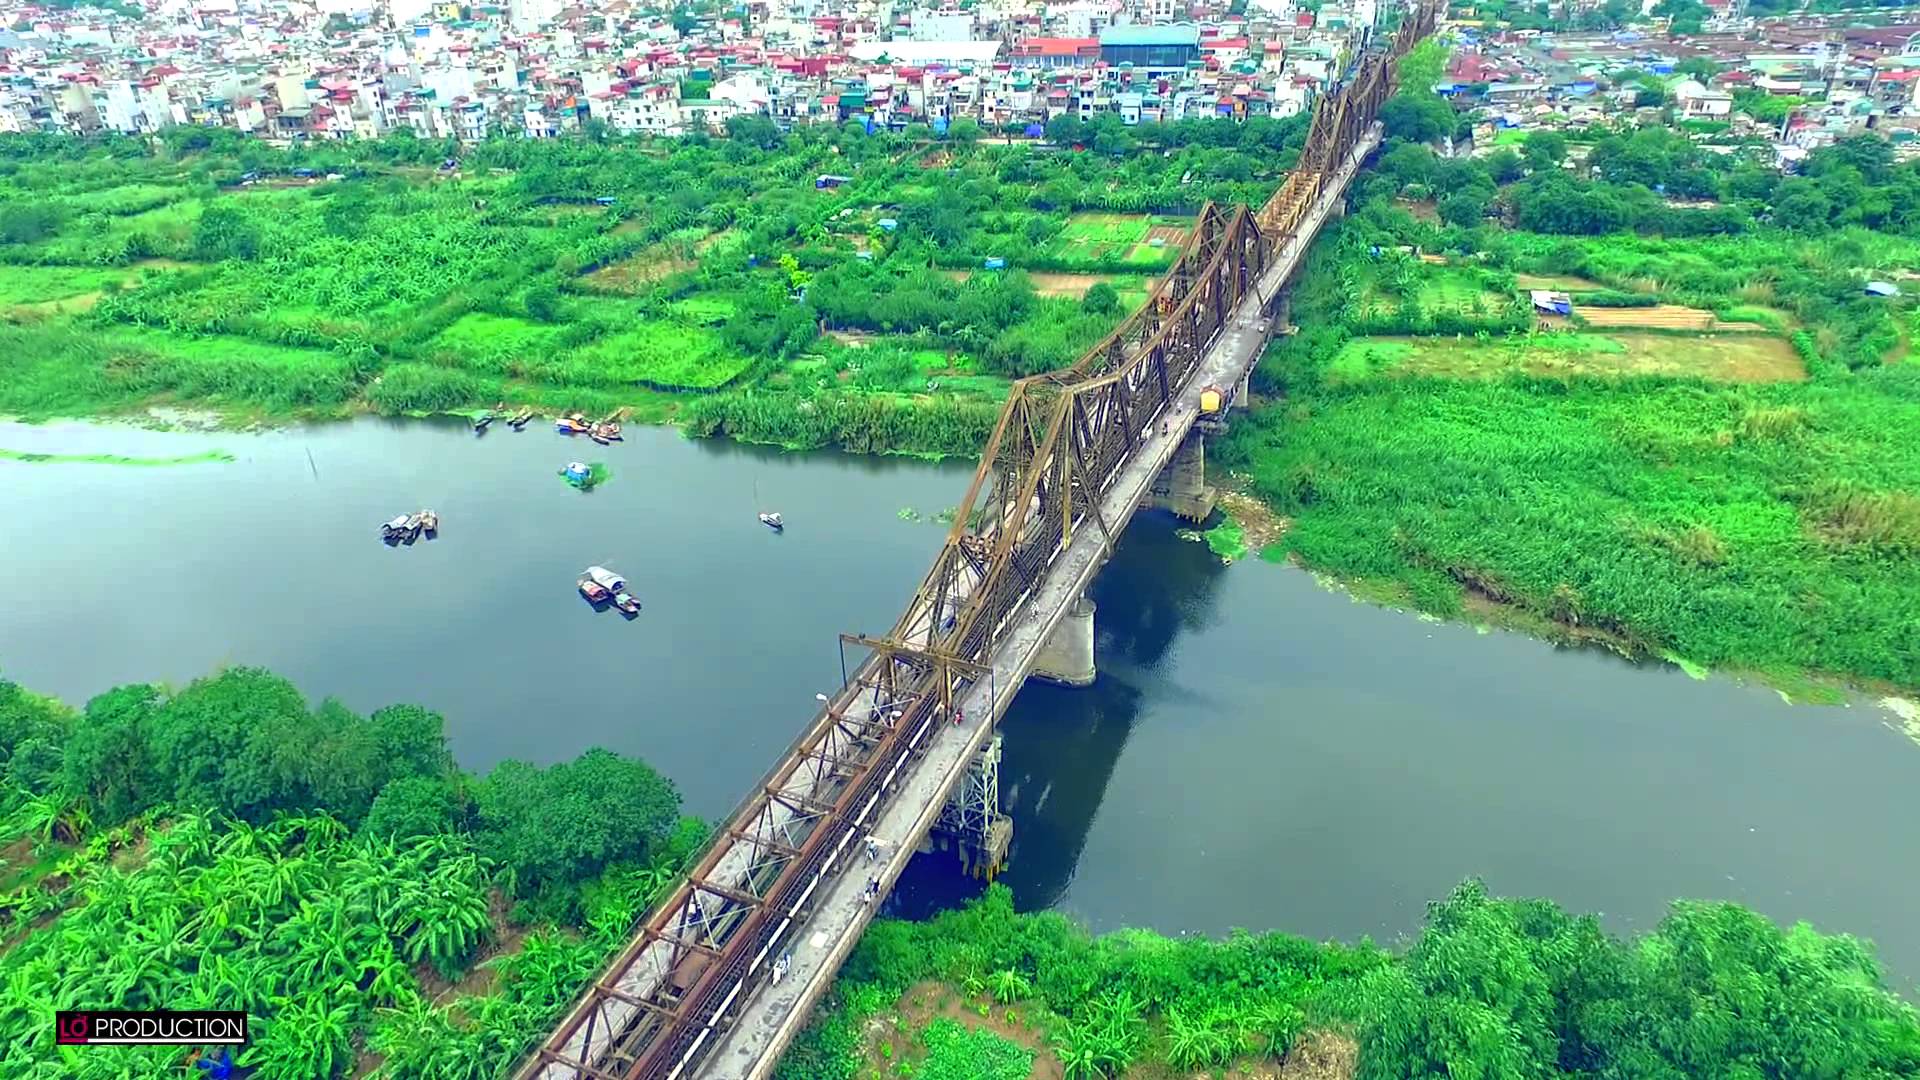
[5,417,1916,993]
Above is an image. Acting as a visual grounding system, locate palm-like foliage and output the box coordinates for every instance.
[0,801,518,1078]
[1050,1021,1111,1080]
[1162,1004,1237,1071]
[986,967,1032,1003]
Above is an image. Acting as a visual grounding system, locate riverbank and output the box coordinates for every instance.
[778,883,1920,1080]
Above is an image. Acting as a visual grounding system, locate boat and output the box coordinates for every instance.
[473,412,494,432]
[399,512,425,542]
[589,429,611,446]
[583,565,627,593]
[759,512,784,531]
[420,509,439,536]
[507,408,534,430]
[578,578,611,603]
[611,591,641,616]
[556,415,590,434]
[380,515,411,540]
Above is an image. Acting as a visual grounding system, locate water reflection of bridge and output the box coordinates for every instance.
[521,9,1440,1079]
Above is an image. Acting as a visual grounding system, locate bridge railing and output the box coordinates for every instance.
[520,7,1442,1079]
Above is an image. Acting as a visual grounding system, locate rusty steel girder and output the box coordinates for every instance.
[518,8,1443,1080]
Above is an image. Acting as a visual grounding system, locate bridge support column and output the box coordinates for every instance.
[931,733,1014,879]
[1269,289,1294,335]
[1032,595,1096,687]
[1148,431,1218,522]
[1233,369,1251,411]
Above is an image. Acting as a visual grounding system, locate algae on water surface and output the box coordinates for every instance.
[0,448,234,466]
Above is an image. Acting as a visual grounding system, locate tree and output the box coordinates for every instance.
[724,113,781,150]
[321,183,375,237]
[1486,148,1525,183]
[148,668,311,819]
[1082,282,1121,315]
[1809,134,1894,183]
[60,684,161,822]
[0,201,65,244]
[1045,113,1086,146]
[523,283,562,322]
[1438,189,1490,227]
[1522,130,1567,171]
[191,204,264,261]
[1377,141,1436,191]
[1381,92,1454,143]
[363,775,466,840]
[0,678,71,796]
[474,749,681,895]
[1771,178,1833,232]
[1088,113,1134,156]
[946,117,982,146]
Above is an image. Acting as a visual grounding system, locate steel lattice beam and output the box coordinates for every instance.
[517,8,1443,1079]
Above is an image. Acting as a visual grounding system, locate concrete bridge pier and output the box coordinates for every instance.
[1269,289,1294,336]
[1031,595,1097,687]
[924,733,1014,879]
[1147,431,1218,522]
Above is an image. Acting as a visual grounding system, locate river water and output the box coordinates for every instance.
[4,418,1917,992]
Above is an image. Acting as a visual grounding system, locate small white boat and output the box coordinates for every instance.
[611,591,641,616]
[759,512,784,531]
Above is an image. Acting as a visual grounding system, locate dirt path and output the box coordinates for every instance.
[1574,304,1714,330]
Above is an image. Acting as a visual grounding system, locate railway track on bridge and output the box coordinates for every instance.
[518,7,1440,1079]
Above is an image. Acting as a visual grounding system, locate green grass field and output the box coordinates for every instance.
[0,323,364,417]
[427,313,566,374]
[552,321,751,390]
[1219,367,1920,690]
[1038,213,1188,270]
[1326,332,1805,383]
[0,265,140,306]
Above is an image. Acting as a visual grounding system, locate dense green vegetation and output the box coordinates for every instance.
[0,116,1305,452]
[0,669,702,1079]
[1209,49,1920,692]
[780,882,1920,1080]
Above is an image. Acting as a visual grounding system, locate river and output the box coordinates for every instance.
[4,417,1917,993]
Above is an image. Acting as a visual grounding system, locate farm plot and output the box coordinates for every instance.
[0,265,149,311]
[542,321,753,390]
[1039,213,1189,270]
[1328,332,1806,384]
[583,246,697,293]
[1571,304,1715,330]
[426,313,567,375]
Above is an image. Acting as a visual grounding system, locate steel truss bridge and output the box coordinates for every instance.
[520,8,1438,1079]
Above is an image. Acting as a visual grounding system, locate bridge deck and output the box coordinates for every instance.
[696,127,1380,1080]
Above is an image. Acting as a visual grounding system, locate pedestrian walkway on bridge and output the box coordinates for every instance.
[517,8,1442,1079]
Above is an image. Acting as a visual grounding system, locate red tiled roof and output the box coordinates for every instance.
[1016,36,1096,57]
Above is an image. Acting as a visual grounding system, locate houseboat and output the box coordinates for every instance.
[583,566,627,594]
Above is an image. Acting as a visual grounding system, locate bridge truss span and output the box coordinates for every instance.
[520,6,1439,1080]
